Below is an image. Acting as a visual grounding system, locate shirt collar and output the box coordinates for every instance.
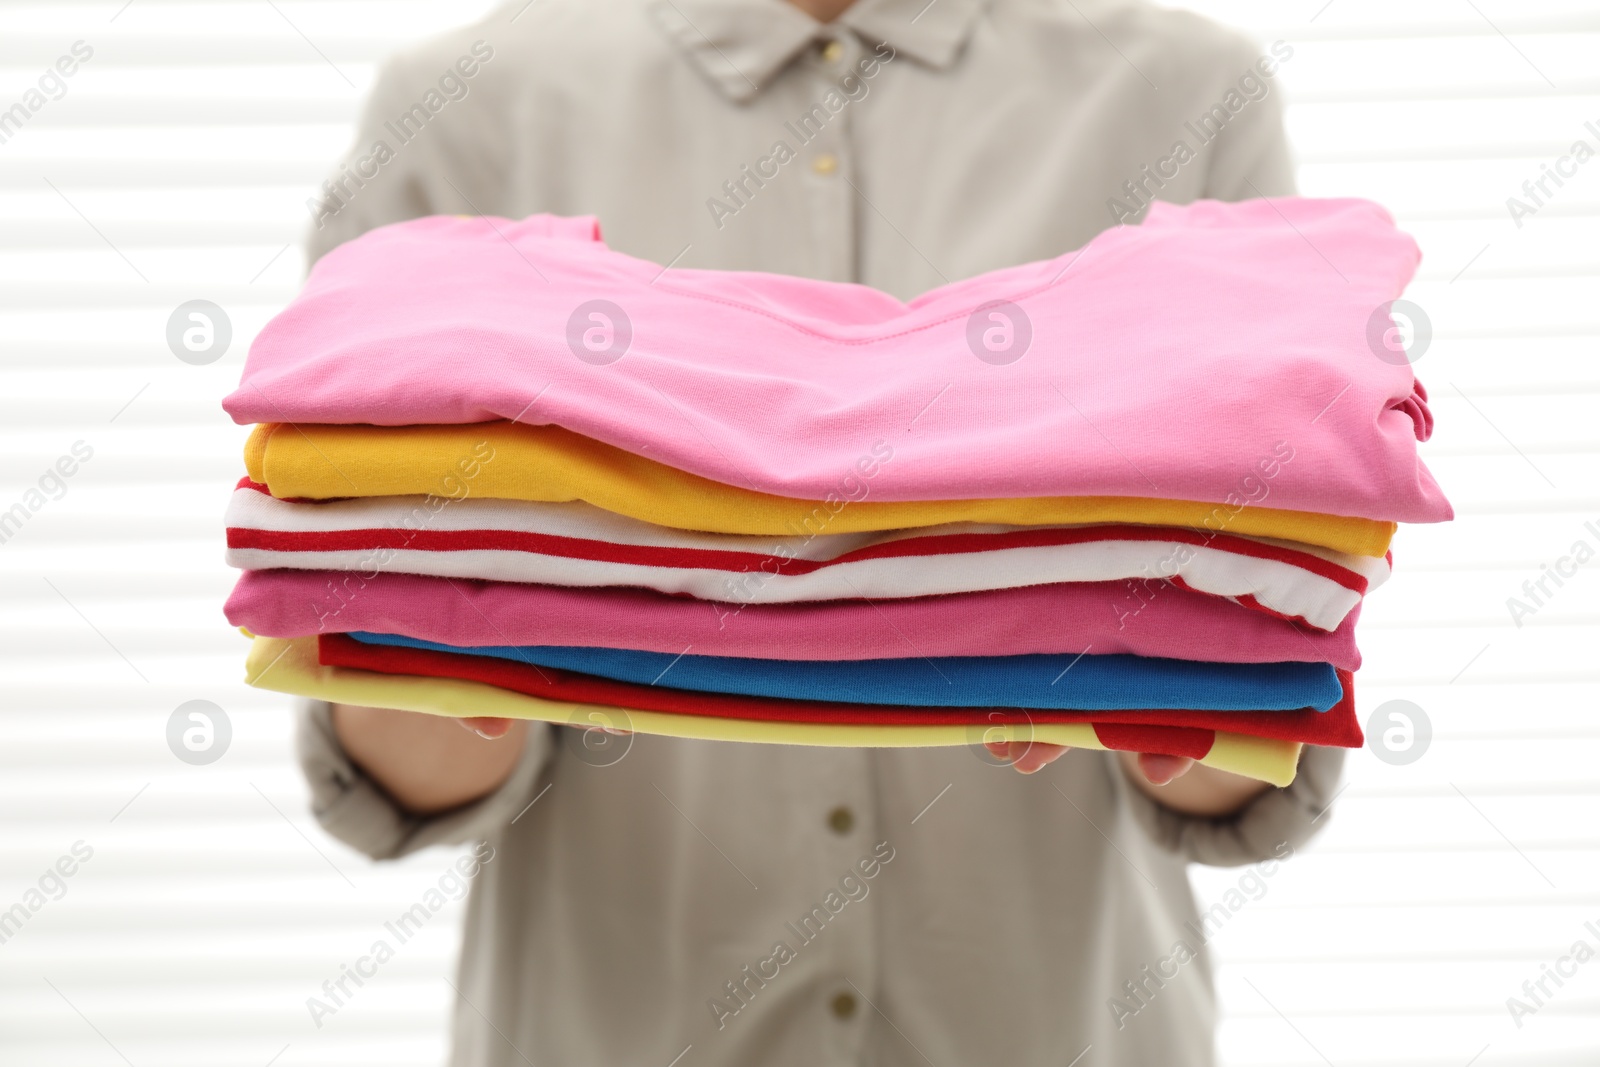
[839,0,988,69]
[647,0,987,103]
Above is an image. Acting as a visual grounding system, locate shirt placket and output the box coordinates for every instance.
[790,31,859,283]
[809,747,879,1065]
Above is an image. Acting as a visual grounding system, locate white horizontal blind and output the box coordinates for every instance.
[0,4,502,1066]
[1168,3,1600,1066]
[0,2,1595,1066]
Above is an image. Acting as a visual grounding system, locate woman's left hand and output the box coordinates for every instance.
[982,741,1194,784]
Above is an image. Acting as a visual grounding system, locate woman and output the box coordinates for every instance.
[298,0,1333,1063]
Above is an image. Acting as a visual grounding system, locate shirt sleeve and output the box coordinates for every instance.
[295,698,555,860]
[304,44,514,266]
[1200,38,1298,201]
[1115,29,1332,869]
[1112,744,1346,868]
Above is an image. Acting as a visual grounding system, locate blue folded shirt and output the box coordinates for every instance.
[347,632,1340,712]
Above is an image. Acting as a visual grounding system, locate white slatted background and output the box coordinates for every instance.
[0,5,504,1066]
[0,1,1593,1065]
[1178,5,1600,1065]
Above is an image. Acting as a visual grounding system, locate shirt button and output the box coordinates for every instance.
[820,39,845,64]
[831,991,857,1019]
[811,153,839,177]
[827,806,854,834]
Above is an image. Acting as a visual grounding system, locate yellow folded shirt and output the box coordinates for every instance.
[245,422,1394,557]
[243,635,1302,786]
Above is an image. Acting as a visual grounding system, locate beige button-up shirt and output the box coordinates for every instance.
[296,1,1340,1064]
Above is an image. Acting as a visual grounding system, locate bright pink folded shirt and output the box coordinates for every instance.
[224,198,1450,524]
[225,568,1362,670]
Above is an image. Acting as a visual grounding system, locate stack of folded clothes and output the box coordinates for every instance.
[222,197,1451,786]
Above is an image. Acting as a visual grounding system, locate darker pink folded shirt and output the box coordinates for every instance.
[225,568,1362,671]
[225,198,1450,523]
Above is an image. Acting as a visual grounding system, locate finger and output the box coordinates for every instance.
[983,739,1027,765]
[1137,753,1195,785]
[1009,741,1069,775]
[985,740,1068,773]
[458,716,515,740]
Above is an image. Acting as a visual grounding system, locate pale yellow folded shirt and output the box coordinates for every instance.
[244,422,1394,557]
[243,636,1303,785]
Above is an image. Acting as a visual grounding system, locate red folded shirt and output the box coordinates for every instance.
[316,634,1362,753]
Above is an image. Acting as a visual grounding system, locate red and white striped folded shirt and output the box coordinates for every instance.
[224,479,1389,632]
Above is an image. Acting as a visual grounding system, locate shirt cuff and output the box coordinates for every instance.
[1114,744,1347,868]
[295,698,553,860]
